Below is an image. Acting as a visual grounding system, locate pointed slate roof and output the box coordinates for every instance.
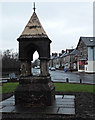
[77,37,95,48]
[19,12,48,39]
[80,37,95,47]
[70,49,78,55]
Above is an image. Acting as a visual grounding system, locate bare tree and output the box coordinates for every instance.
[2,49,20,75]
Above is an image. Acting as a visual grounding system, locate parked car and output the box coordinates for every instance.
[35,66,40,69]
[49,67,51,70]
[51,67,56,71]
[9,73,17,80]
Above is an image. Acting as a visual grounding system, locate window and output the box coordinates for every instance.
[80,51,82,55]
[79,60,85,70]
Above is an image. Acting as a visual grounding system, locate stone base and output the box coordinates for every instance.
[15,76,55,106]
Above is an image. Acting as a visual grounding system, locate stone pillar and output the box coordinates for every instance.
[40,59,50,76]
[20,60,31,76]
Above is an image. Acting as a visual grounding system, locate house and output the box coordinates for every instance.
[77,37,95,73]
[49,53,58,68]
[50,49,77,71]
[69,49,78,71]
[60,49,74,70]
[49,52,62,69]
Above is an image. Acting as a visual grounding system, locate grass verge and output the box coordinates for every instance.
[54,83,95,94]
[1,82,19,93]
[0,82,94,94]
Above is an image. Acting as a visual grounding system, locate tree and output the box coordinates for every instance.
[2,49,20,74]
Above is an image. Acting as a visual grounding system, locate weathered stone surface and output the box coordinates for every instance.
[40,60,50,76]
[0,106,15,113]
[64,95,75,99]
[15,76,55,106]
[55,95,63,99]
[58,108,75,115]
[20,61,31,76]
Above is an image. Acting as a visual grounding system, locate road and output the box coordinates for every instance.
[32,68,95,84]
[1,69,94,84]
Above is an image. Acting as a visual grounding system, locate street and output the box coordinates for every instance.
[1,69,94,84]
[32,68,95,84]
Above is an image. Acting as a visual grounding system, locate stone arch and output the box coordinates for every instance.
[23,43,40,61]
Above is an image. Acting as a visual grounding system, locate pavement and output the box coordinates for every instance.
[0,95,75,119]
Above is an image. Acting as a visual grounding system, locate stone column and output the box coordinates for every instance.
[20,60,31,76]
[40,59,50,76]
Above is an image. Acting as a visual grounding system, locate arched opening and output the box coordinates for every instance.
[31,51,40,76]
[19,42,50,77]
[33,51,39,62]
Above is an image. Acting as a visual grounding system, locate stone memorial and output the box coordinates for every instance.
[1,4,76,119]
[15,3,55,106]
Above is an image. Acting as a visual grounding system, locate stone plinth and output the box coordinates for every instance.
[15,76,55,106]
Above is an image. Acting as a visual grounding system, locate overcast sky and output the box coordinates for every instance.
[0,2,93,57]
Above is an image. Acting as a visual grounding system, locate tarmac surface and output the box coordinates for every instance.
[1,69,94,85]
[32,69,95,84]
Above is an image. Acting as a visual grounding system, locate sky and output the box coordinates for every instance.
[0,1,93,59]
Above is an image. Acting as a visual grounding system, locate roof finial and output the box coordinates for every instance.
[33,2,36,12]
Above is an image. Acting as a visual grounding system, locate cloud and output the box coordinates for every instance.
[1,2,93,53]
